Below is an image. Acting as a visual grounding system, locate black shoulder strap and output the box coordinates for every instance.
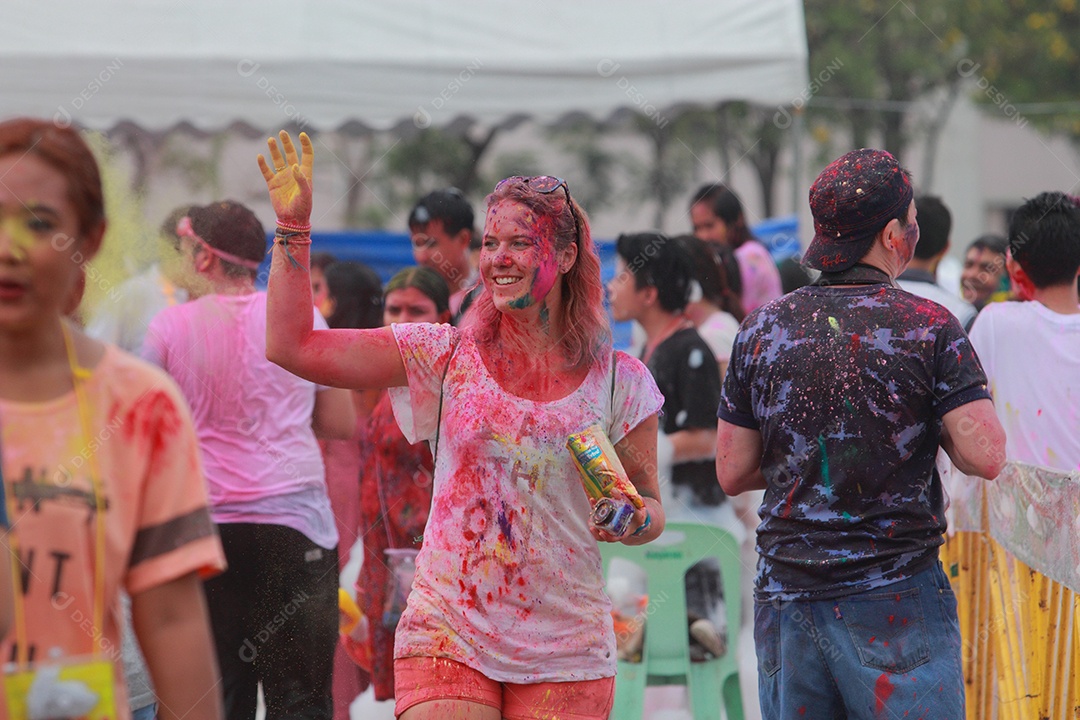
[608,348,618,434]
[432,333,461,462]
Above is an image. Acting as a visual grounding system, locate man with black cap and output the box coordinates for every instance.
[714,149,1005,719]
[408,188,478,323]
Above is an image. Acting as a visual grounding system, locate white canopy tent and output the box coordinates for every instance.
[6,0,808,133]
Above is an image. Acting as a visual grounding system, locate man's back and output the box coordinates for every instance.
[720,282,989,599]
[142,292,327,504]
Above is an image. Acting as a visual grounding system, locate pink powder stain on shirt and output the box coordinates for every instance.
[123,388,183,457]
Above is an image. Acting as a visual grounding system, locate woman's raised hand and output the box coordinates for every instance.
[257,130,313,226]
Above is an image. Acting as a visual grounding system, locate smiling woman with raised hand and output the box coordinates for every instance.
[260,131,665,720]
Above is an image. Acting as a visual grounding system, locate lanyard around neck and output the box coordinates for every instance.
[5,321,107,668]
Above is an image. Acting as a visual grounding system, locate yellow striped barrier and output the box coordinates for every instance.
[942,461,1080,719]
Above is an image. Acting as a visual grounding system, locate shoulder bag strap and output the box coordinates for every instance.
[432,333,461,463]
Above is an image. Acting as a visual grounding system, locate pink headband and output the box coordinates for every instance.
[176,216,261,270]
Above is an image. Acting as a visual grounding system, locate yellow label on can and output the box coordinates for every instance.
[566,424,643,508]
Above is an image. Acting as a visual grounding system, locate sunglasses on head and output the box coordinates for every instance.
[495,175,581,246]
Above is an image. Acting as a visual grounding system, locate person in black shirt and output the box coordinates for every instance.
[608,231,729,658]
[717,149,1006,719]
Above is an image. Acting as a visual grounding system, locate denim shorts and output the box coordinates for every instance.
[754,562,964,720]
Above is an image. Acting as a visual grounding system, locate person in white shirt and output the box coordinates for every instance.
[676,234,745,382]
[968,191,1080,472]
[259,131,664,720]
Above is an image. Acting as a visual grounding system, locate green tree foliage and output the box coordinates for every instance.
[383,128,474,200]
[959,0,1080,139]
[547,119,619,212]
[481,150,542,195]
[79,132,153,320]
[804,0,967,158]
[805,0,1080,156]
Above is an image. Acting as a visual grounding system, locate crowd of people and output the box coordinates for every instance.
[0,114,1076,720]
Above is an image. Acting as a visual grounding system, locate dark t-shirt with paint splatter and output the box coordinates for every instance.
[718,283,990,600]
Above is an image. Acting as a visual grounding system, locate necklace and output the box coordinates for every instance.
[4,321,107,668]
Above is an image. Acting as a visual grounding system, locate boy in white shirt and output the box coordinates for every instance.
[968,191,1080,472]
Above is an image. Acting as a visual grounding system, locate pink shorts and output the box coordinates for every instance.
[394,656,615,720]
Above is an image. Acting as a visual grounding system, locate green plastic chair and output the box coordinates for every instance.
[600,521,744,720]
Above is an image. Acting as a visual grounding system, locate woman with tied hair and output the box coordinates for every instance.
[0,117,225,720]
[675,233,745,382]
[260,131,664,720]
[690,182,782,313]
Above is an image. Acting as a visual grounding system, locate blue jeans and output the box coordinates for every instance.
[131,703,157,720]
[755,562,964,720]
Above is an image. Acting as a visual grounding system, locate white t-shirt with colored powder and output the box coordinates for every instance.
[696,309,741,365]
[388,322,664,683]
[968,300,1080,472]
[142,291,337,548]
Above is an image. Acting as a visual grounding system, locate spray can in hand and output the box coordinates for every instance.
[590,497,635,537]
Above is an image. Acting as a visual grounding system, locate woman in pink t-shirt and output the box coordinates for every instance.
[259,132,665,720]
[690,182,783,312]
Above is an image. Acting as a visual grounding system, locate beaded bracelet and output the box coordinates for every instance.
[630,510,652,537]
[276,218,312,233]
[272,228,312,270]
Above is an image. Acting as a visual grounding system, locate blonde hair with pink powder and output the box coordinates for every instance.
[471,179,611,369]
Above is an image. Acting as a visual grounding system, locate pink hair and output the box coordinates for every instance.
[472,179,611,369]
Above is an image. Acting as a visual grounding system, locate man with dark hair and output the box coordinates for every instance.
[897,195,976,327]
[608,231,729,658]
[717,149,1005,718]
[609,232,721,494]
[960,234,1009,311]
[408,188,477,322]
[968,191,1080,471]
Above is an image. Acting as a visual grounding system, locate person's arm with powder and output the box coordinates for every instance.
[260,131,405,390]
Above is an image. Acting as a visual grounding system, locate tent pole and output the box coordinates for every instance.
[790,106,804,220]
